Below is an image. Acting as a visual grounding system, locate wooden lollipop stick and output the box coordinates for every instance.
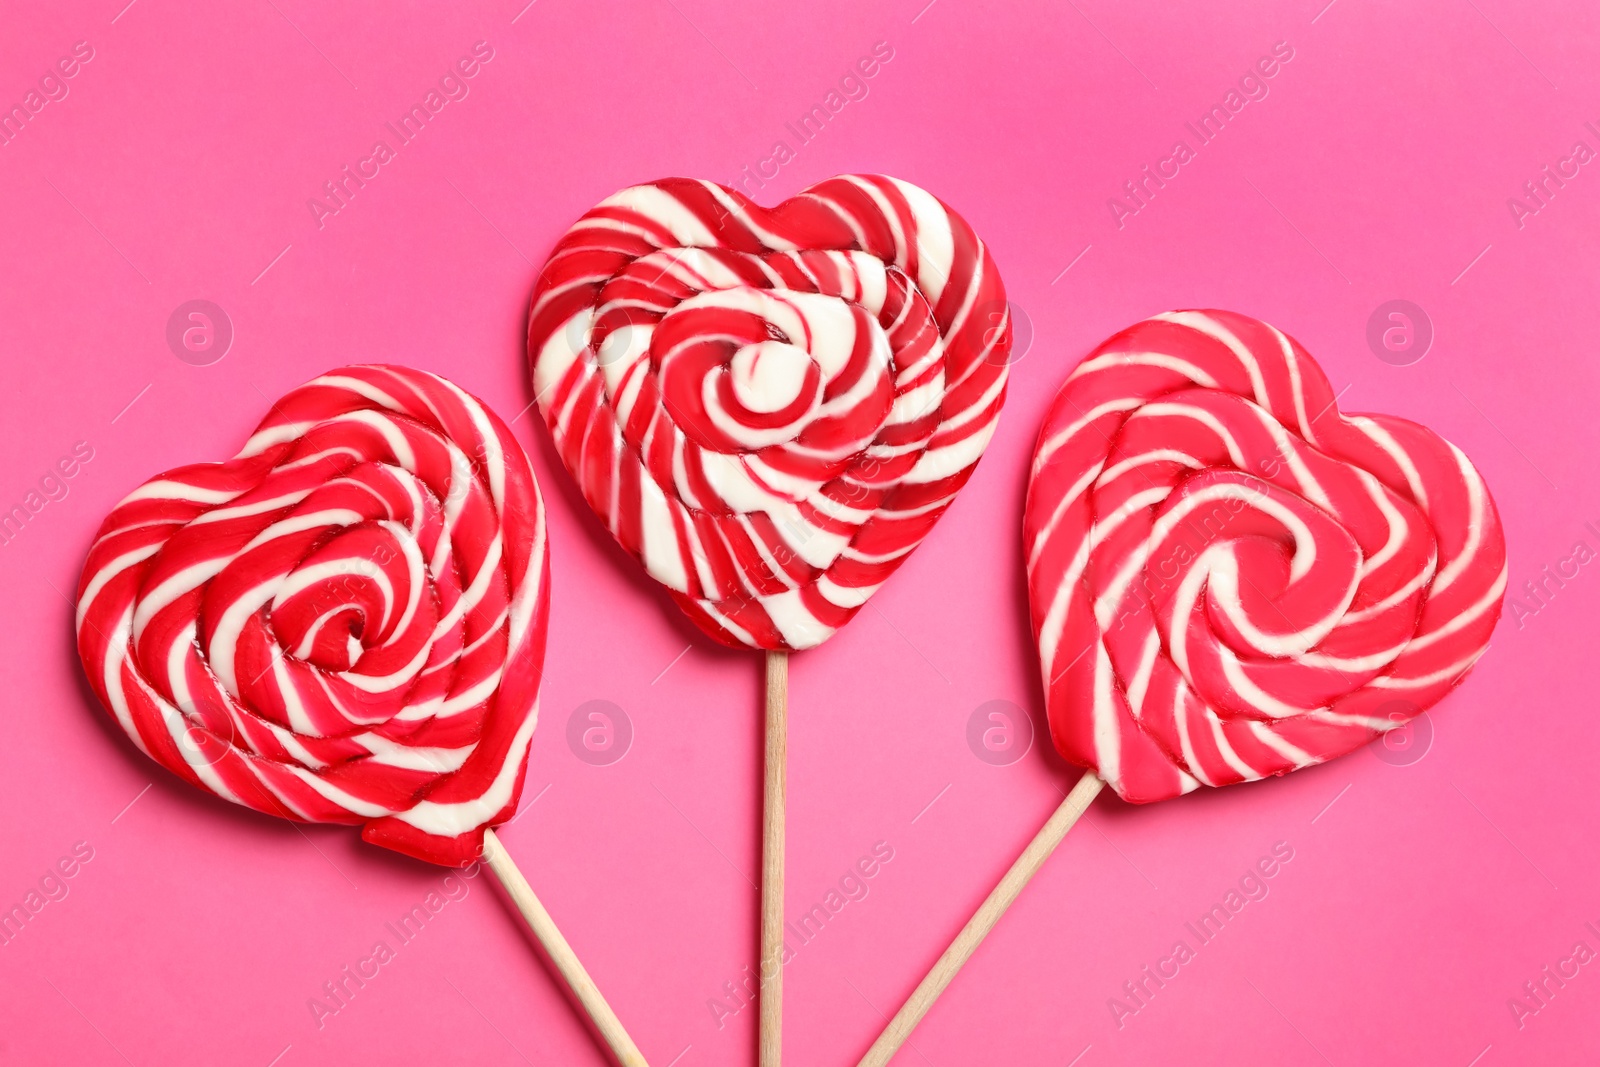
[481,827,650,1067]
[856,772,1106,1067]
[760,650,789,1067]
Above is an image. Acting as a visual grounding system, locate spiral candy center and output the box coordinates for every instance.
[76,367,549,866]
[1026,311,1507,802]
[529,176,1012,650]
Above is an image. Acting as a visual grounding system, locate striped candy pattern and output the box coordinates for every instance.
[75,366,549,866]
[1025,311,1507,802]
[529,175,1010,650]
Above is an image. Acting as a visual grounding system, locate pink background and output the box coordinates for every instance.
[2,0,1597,1063]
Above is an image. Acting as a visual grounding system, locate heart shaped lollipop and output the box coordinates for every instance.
[527,174,1011,1063]
[860,310,1507,1065]
[76,365,549,865]
[75,366,647,1065]
[528,174,1011,652]
[1026,309,1506,798]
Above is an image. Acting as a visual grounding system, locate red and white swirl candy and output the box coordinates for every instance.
[528,175,1010,651]
[1025,311,1507,802]
[75,366,549,866]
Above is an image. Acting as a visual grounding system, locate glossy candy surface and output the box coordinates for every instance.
[1025,311,1507,802]
[528,175,1010,650]
[76,366,549,866]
